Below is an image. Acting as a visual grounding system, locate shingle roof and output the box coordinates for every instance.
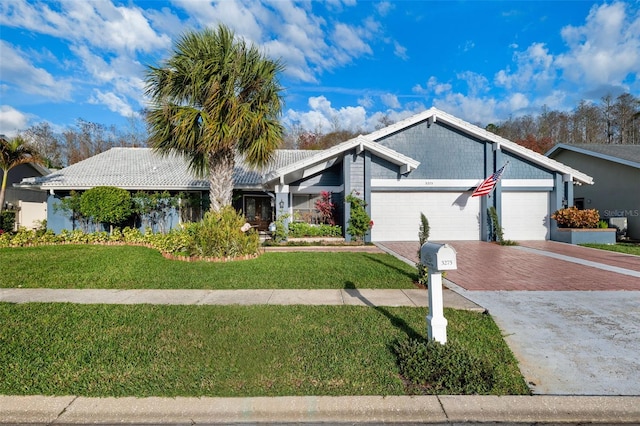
[547,144,640,169]
[19,148,317,191]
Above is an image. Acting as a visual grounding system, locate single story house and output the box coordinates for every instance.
[19,108,592,242]
[3,161,50,230]
[546,144,640,240]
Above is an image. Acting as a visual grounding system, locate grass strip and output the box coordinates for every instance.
[0,245,417,289]
[0,303,528,397]
[580,243,640,256]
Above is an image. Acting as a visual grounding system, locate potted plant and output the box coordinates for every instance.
[551,206,615,244]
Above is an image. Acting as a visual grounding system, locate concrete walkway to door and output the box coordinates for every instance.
[377,240,640,396]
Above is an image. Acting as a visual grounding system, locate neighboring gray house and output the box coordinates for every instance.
[546,144,640,240]
[4,162,50,230]
[20,108,593,242]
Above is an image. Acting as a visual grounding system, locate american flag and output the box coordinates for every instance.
[471,163,508,197]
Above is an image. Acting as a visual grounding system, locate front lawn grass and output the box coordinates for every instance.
[0,303,529,397]
[0,245,416,289]
[580,242,640,256]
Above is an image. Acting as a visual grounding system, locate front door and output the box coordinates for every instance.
[244,196,273,231]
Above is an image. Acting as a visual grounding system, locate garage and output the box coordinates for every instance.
[501,191,550,241]
[370,191,481,241]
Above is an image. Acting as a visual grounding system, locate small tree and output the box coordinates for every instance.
[54,190,88,231]
[416,213,430,287]
[80,186,132,233]
[345,191,371,242]
[133,191,179,234]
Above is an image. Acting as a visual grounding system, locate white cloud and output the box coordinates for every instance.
[358,96,374,108]
[332,23,373,57]
[433,94,499,126]
[413,77,452,96]
[494,42,555,92]
[0,0,170,54]
[284,96,367,132]
[507,93,530,111]
[457,71,490,97]
[0,41,73,100]
[380,93,400,109]
[89,90,135,117]
[394,41,408,60]
[555,2,640,88]
[375,2,394,17]
[0,105,29,137]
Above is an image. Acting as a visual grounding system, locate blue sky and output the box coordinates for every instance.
[1,0,639,138]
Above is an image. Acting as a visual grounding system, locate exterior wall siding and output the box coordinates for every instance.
[502,151,554,180]
[375,121,486,179]
[289,163,343,187]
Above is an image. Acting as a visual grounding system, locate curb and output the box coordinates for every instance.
[2,395,640,425]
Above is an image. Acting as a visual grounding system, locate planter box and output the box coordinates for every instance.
[552,228,616,245]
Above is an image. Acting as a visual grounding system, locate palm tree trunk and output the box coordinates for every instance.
[0,170,8,213]
[207,147,235,212]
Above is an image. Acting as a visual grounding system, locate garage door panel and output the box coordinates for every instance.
[502,192,549,241]
[371,192,480,241]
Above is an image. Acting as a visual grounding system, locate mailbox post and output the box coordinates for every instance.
[420,242,457,344]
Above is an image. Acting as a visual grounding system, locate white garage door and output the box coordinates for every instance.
[501,192,549,241]
[370,192,480,241]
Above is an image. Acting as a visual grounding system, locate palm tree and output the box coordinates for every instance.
[145,25,285,212]
[0,136,43,213]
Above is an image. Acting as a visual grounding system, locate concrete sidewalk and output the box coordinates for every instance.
[0,287,483,310]
[3,394,640,425]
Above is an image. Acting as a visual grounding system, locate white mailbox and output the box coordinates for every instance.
[420,242,457,271]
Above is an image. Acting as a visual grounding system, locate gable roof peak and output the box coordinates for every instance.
[365,107,593,185]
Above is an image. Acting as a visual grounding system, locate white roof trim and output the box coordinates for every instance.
[367,107,593,185]
[262,136,420,185]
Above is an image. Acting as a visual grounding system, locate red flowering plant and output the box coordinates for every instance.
[551,206,600,229]
[314,191,336,225]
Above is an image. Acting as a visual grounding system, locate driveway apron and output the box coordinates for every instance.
[378,241,640,396]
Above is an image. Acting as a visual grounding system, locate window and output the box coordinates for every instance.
[292,194,322,223]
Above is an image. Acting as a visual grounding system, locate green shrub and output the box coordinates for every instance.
[80,186,133,232]
[8,227,38,246]
[122,227,144,244]
[0,231,11,247]
[345,192,371,242]
[146,229,192,255]
[0,210,16,232]
[394,338,495,395]
[187,206,259,258]
[288,222,342,238]
[271,213,290,243]
[0,209,261,261]
[488,207,517,246]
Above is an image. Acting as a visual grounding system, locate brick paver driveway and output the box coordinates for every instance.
[378,240,640,395]
[379,240,640,291]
